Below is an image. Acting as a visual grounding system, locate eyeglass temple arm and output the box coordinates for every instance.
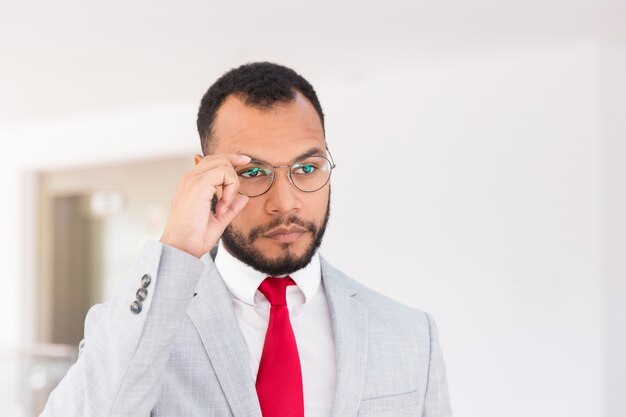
[325,145,337,169]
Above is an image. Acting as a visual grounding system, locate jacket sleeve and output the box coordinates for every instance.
[422,312,453,417]
[40,239,211,417]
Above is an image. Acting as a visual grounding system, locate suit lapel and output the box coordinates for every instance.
[187,252,369,417]
[321,257,369,417]
[187,264,262,417]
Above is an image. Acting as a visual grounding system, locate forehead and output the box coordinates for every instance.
[211,91,325,163]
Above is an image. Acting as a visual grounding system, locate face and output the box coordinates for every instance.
[194,92,331,276]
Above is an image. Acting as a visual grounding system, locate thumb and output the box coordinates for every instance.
[204,195,250,248]
[215,193,250,227]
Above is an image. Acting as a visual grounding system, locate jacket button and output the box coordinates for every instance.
[136,287,148,302]
[130,300,143,314]
[141,274,152,288]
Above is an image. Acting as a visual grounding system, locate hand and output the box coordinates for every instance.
[159,154,251,258]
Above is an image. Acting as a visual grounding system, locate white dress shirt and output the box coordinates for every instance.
[207,240,336,417]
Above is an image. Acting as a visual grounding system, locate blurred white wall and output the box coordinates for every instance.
[1,2,625,416]
[600,44,626,417]
[324,43,608,417]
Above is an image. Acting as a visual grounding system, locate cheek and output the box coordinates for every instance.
[305,192,330,220]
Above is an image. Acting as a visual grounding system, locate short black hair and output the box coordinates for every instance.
[196,62,325,154]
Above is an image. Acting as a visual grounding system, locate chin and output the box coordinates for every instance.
[258,235,311,255]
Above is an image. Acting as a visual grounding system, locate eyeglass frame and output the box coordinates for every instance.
[234,146,337,197]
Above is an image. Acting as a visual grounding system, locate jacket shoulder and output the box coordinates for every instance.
[320,256,430,324]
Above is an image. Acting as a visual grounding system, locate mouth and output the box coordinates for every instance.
[262,225,308,243]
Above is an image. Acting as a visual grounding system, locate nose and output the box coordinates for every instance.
[264,169,302,215]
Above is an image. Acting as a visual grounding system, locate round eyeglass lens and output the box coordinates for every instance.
[236,162,274,197]
[290,156,332,192]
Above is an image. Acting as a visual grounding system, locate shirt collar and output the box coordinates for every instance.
[209,239,321,306]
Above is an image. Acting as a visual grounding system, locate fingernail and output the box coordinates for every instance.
[240,154,251,161]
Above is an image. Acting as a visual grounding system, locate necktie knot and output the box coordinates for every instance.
[258,277,296,307]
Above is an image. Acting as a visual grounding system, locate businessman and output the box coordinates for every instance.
[42,62,452,417]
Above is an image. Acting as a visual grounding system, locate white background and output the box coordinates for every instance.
[1,1,625,416]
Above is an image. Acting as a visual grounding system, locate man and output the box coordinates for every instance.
[41,62,452,417]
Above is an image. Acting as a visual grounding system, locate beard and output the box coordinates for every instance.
[220,196,330,276]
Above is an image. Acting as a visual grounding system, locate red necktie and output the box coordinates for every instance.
[256,277,304,417]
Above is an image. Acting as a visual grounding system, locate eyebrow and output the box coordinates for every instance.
[245,146,325,164]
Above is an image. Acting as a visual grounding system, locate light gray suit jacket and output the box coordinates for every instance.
[41,240,452,417]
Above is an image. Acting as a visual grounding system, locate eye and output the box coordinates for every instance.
[239,167,270,178]
[293,163,317,175]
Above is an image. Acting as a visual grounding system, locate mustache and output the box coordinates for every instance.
[247,215,318,243]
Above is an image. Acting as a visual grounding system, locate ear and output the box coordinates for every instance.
[194,154,203,166]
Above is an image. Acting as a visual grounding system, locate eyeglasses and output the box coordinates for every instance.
[235,148,336,197]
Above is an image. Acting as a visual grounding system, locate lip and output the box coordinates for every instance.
[263,225,308,243]
[263,225,307,238]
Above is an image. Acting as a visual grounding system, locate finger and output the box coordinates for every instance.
[205,194,250,245]
[199,167,239,215]
[214,194,229,216]
[216,193,250,224]
[193,165,239,198]
[196,153,251,172]
[219,170,240,207]
[215,194,235,217]
[192,155,249,208]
